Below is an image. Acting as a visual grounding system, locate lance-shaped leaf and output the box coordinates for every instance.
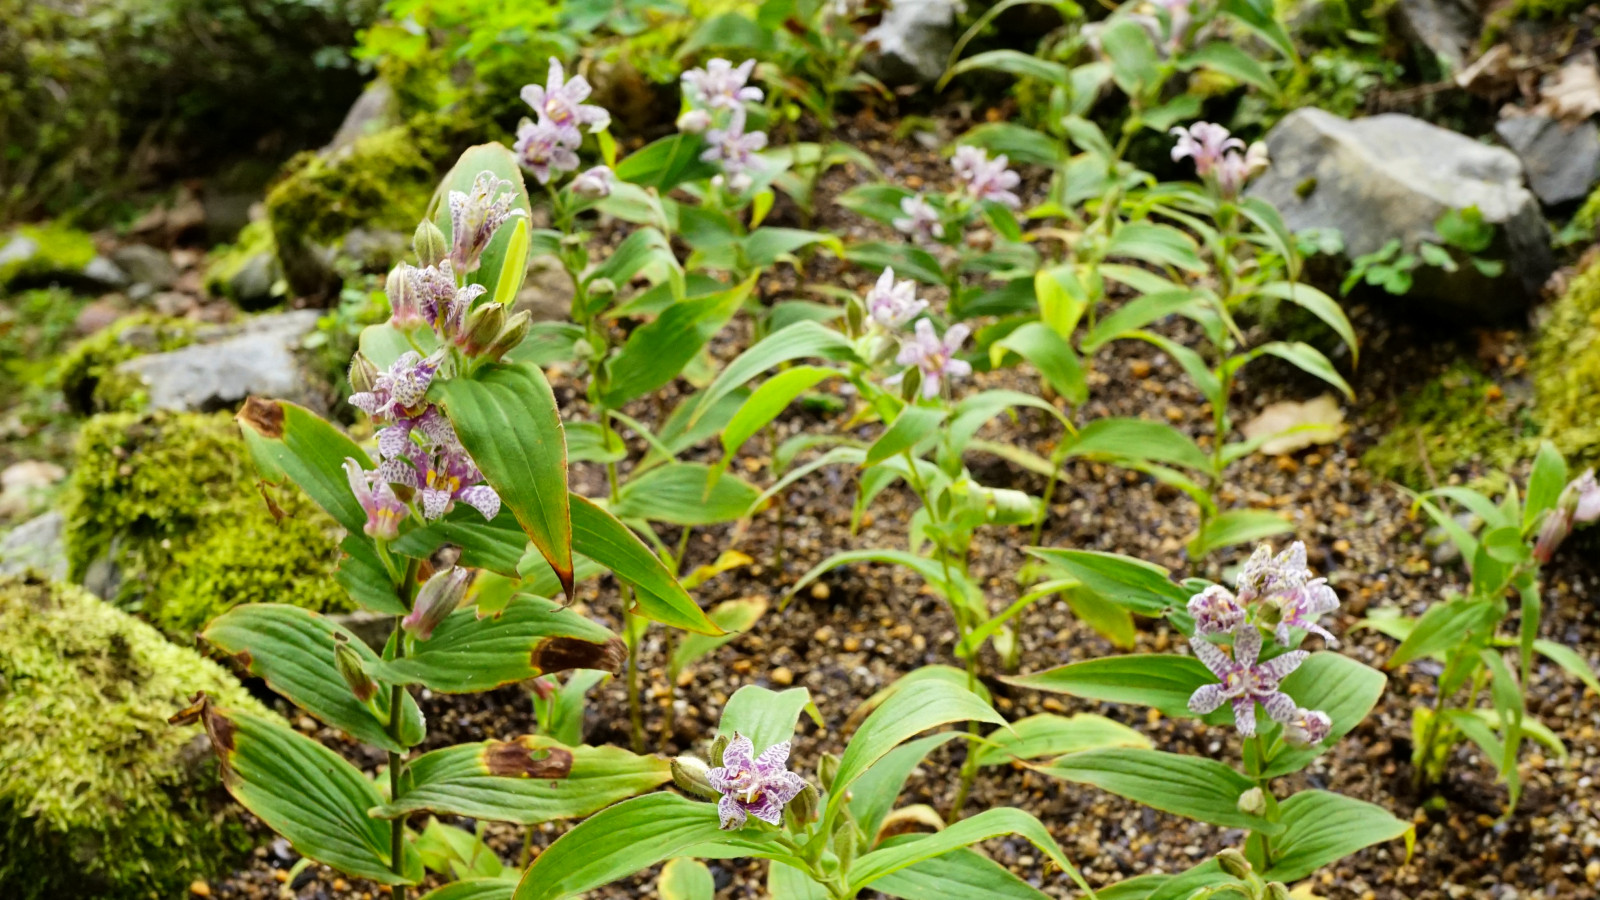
[434,362,573,598]
[237,397,370,534]
[849,732,966,842]
[1027,549,1190,617]
[513,794,730,900]
[1260,790,1413,883]
[175,697,423,885]
[848,808,1087,894]
[567,494,721,634]
[690,321,863,426]
[716,365,840,472]
[865,407,947,466]
[717,685,821,753]
[612,462,763,526]
[991,321,1087,406]
[369,594,623,693]
[1260,652,1386,778]
[371,736,671,825]
[1062,417,1209,471]
[661,858,717,900]
[874,844,1053,899]
[832,680,1004,806]
[1188,509,1294,560]
[202,604,424,752]
[602,275,754,407]
[396,506,528,577]
[429,143,534,292]
[1039,748,1279,832]
[1002,655,1225,723]
[419,879,518,900]
[975,713,1150,767]
[673,596,768,675]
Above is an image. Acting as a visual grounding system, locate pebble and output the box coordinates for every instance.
[189,881,211,897]
[771,667,794,686]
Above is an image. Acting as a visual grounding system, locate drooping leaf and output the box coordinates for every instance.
[512,794,729,900]
[1002,655,1223,722]
[1040,748,1278,832]
[873,844,1053,899]
[991,322,1087,405]
[603,276,754,406]
[974,713,1150,766]
[848,808,1087,894]
[833,680,1004,804]
[569,495,721,635]
[865,407,948,466]
[1188,509,1294,559]
[691,321,863,426]
[236,398,370,534]
[612,462,763,526]
[1027,549,1190,617]
[1260,791,1413,882]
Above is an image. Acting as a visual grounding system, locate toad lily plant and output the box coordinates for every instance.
[169,121,732,897]
[1005,541,1415,894]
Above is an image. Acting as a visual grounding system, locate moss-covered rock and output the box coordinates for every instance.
[0,574,275,899]
[54,314,198,415]
[1362,363,1533,488]
[63,410,351,637]
[203,220,284,310]
[1533,258,1600,465]
[0,223,96,287]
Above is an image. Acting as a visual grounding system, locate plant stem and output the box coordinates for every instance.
[600,410,647,753]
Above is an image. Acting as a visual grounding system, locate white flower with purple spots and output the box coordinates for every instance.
[1282,707,1332,748]
[521,58,610,138]
[1170,122,1244,179]
[706,733,808,830]
[865,267,927,330]
[515,118,582,185]
[1188,584,1246,637]
[449,171,526,274]
[952,145,1022,209]
[701,108,767,185]
[888,319,972,399]
[682,58,763,111]
[571,165,616,199]
[1234,541,1340,646]
[349,351,442,423]
[892,194,945,243]
[343,458,408,540]
[1187,625,1306,738]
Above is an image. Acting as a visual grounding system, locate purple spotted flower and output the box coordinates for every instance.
[682,58,763,111]
[1214,141,1270,198]
[350,351,442,423]
[1534,469,1600,562]
[865,267,927,330]
[702,108,767,189]
[1170,122,1244,178]
[952,145,1022,209]
[515,118,582,185]
[1234,541,1340,646]
[391,261,486,340]
[1282,707,1332,748]
[521,58,610,138]
[1274,577,1340,647]
[449,171,526,274]
[706,733,808,830]
[892,194,945,243]
[1187,625,1306,737]
[571,165,616,199]
[1568,469,1600,524]
[343,458,408,540]
[888,319,972,399]
[1188,584,1246,637]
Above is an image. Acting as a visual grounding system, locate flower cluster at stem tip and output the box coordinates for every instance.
[1186,542,1336,744]
[515,58,616,193]
[707,733,809,830]
[678,58,768,192]
[1171,121,1269,198]
[1534,469,1600,562]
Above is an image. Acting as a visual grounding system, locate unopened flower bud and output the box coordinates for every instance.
[530,676,557,702]
[385,264,425,330]
[334,634,377,704]
[677,109,712,134]
[1216,848,1252,879]
[402,566,472,641]
[348,353,380,395]
[786,782,820,828]
[572,165,616,199]
[485,310,533,362]
[832,814,857,869]
[414,219,449,268]
[845,295,865,339]
[587,277,616,297]
[1236,786,1267,817]
[898,365,923,403]
[708,733,730,768]
[1266,883,1292,900]
[671,756,720,800]
[458,301,507,356]
[816,753,840,792]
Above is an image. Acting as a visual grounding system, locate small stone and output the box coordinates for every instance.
[1129,360,1151,378]
[810,582,830,601]
[843,637,861,652]
[771,667,794,686]
[1164,406,1184,422]
[189,880,211,897]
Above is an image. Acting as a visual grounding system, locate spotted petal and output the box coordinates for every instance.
[1187,683,1229,715]
[1231,697,1258,737]
[458,485,501,521]
[1188,635,1236,680]
[1257,649,1307,684]
[716,794,748,830]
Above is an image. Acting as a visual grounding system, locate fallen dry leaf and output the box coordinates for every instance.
[1241,394,1348,456]
[1534,54,1600,123]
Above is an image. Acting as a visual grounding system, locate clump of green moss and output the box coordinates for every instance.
[63,410,351,637]
[202,219,282,307]
[0,574,275,899]
[0,222,96,287]
[1362,363,1532,488]
[53,314,197,415]
[1533,258,1600,465]
[265,124,435,252]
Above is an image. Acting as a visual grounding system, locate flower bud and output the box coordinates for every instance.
[671,756,721,800]
[832,814,857,870]
[587,277,617,297]
[898,365,923,403]
[348,353,379,395]
[786,783,820,828]
[816,752,840,792]
[402,566,472,641]
[677,109,711,134]
[385,264,425,330]
[530,676,557,702]
[845,295,865,339]
[1216,848,1252,879]
[457,301,507,357]
[485,310,533,362]
[1236,786,1267,817]
[1533,508,1570,564]
[572,166,616,199]
[334,634,378,704]
[1266,883,1292,900]
[708,733,730,768]
[414,219,449,268]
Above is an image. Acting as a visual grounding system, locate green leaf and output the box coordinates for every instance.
[1525,441,1569,528]
[1253,341,1353,401]
[769,862,832,900]
[586,227,681,314]
[739,228,843,269]
[1261,652,1387,777]
[612,462,762,526]
[603,276,754,406]
[201,604,424,753]
[789,549,972,610]
[720,365,840,461]
[1188,509,1294,559]
[430,143,534,294]
[691,321,863,426]
[836,183,916,226]
[1063,417,1209,471]
[616,134,721,190]
[1034,265,1088,337]
[1179,41,1279,94]
[397,507,528,577]
[492,217,531,307]
[1255,281,1357,363]
[833,679,1004,804]
[673,596,768,674]
[337,535,408,614]
[370,594,622,693]
[845,241,947,285]
[1026,549,1190,617]
[975,713,1150,766]
[236,398,370,535]
[866,407,949,466]
[1039,748,1277,832]
[848,808,1086,893]
[717,685,819,753]
[660,858,716,900]
[418,879,517,900]
[434,362,573,597]
[1099,17,1162,96]
[1106,222,1205,273]
[1533,639,1600,695]
[372,737,671,825]
[1002,655,1221,721]
[1082,290,1205,353]
[512,794,727,900]
[569,495,721,634]
[187,702,422,884]
[948,48,1072,85]
[991,321,1087,405]
[874,845,1053,899]
[1388,599,1501,667]
[848,732,965,842]
[1261,791,1413,882]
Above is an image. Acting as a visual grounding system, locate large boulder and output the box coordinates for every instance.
[862,0,961,86]
[114,309,321,413]
[0,574,275,899]
[1248,108,1554,322]
[0,512,67,581]
[1495,114,1600,207]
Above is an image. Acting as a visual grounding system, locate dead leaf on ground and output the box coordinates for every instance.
[1533,54,1600,123]
[1242,394,1348,456]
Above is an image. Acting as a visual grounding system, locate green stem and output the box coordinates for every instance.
[600,409,646,754]
[388,556,420,898]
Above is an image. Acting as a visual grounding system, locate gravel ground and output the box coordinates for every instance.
[208,111,1600,900]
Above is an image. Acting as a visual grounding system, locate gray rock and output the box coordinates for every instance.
[1247,108,1554,321]
[230,250,281,311]
[326,80,399,153]
[80,255,130,291]
[110,244,179,290]
[862,0,960,86]
[341,228,409,272]
[1496,114,1600,207]
[0,511,68,581]
[0,234,40,274]
[1395,0,1480,72]
[115,309,321,412]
